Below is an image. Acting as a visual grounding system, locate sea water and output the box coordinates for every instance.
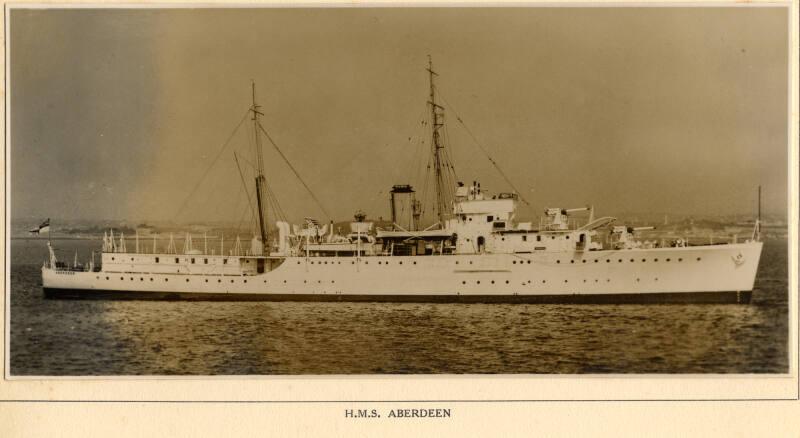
[8,238,788,374]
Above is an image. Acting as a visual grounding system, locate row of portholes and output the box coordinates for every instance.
[298,260,419,265]
[291,257,702,267]
[101,276,252,284]
[99,276,337,285]
[554,257,695,264]
[461,277,660,285]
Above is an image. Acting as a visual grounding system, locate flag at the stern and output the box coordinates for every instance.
[29,218,50,234]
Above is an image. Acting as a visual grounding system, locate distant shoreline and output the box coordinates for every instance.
[10,236,100,241]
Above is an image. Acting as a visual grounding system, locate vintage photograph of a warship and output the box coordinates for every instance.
[40,69,765,304]
[8,6,791,375]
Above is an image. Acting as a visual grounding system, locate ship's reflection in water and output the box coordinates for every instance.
[10,238,788,374]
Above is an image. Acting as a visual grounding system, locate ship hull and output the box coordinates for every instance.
[43,288,751,304]
[42,242,763,304]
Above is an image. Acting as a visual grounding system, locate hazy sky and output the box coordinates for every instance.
[10,7,789,225]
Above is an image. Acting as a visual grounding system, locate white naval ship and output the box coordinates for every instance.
[42,60,763,304]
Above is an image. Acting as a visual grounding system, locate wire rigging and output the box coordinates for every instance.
[257,122,332,222]
[233,151,258,236]
[436,90,531,206]
[172,109,252,222]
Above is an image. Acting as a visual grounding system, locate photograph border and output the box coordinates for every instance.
[0,0,797,408]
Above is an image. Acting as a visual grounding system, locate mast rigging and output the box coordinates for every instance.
[251,81,269,248]
[427,55,449,226]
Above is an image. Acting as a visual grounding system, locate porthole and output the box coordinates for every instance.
[505,280,509,284]
[583,279,586,283]
[205,279,208,283]
[570,260,574,264]
[111,257,115,261]
[696,257,701,261]
[165,279,169,282]
[150,278,153,281]
[105,276,109,280]
[542,280,546,283]
[582,260,586,263]
[399,261,403,265]
[218,279,221,283]
[413,261,417,265]
[556,260,560,264]
[244,280,247,283]
[654,259,659,262]
[491,280,495,284]
[594,260,598,263]
[641,259,646,262]
[186,279,189,282]
[630,259,634,263]
[140,278,143,281]
[513,261,517,264]
[297,261,301,264]
[130,277,133,281]
[462,281,466,285]
[304,280,307,283]
[527,261,531,264]
[378,261,381,265]
[283,280,287,283]
[477,281,481,284]
[469,261,473,265]
[678,258,683,262]
[231,280,234,283]
[564,280,568,283]
[618,259,622,263]
[666,258,671,262]
[636,278,640,282]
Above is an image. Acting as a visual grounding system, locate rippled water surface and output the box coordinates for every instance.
[9,238,789,375]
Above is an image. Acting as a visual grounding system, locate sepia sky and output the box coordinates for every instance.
[9,7,789,225]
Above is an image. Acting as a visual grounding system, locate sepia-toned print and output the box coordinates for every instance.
[7,6,790,375]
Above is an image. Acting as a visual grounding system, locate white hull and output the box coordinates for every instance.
[43,242,762,303]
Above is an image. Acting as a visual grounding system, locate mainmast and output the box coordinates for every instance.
[251,81,269,247]
[427,55,447,226]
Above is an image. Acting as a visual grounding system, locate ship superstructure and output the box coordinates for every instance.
[41,60,763,304]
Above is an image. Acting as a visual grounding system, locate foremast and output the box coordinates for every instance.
[251,82,269,250]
